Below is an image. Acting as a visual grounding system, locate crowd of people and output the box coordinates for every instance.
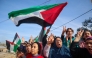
[16,26,92,58]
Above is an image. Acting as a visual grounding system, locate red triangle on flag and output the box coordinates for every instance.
[41,2,67,25]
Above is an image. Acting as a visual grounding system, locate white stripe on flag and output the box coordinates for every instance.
[14,37,20,44]
[10,44,14,52]
[10,10,45,25]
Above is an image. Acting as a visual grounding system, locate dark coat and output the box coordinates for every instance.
[70,42,92,58]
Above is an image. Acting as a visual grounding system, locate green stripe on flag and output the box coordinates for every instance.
[13,44,19,52]
[34,36,39,42]
[13,33,21,52]
[8,3,60,18]
[17,39,21,45]
[13,39,21,52]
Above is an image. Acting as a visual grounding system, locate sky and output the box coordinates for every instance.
[0,0,92,43]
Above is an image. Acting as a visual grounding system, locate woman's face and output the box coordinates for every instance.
[26,44,31,53]
[55,38,62,48]
[66,29,73,37]
[85,40,92,54]
[84,31,91,39]
[31,43,39,55]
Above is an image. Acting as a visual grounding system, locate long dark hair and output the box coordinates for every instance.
[66,28,74,34]
[31,42,41,54]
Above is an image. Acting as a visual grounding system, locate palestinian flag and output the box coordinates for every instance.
[6,40,19,52]
[8,2,67,27]
[13,33,21,45]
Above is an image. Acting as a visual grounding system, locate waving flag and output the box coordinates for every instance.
[8,2,67,27]
[13,33,21,45]
[6,40,19,52]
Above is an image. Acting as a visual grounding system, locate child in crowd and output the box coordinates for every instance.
[31,42,44,58]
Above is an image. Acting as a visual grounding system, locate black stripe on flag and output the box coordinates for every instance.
[6,40,10,50]
[13,33,19,42]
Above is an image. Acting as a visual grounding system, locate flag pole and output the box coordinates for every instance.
[49,26,52,29]
[38,27,44,42]
[38,25,52,42]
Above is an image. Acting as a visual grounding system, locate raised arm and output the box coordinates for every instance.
[70,30,84,58]
[42,28,50,48]
[61,26,66,41]
[43,33,54,58]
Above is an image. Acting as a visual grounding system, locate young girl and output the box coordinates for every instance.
[26,43,32,58]
[31,42,44,58]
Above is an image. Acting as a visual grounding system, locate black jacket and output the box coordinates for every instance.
[70,42,92,58]
[42,34,47,48]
